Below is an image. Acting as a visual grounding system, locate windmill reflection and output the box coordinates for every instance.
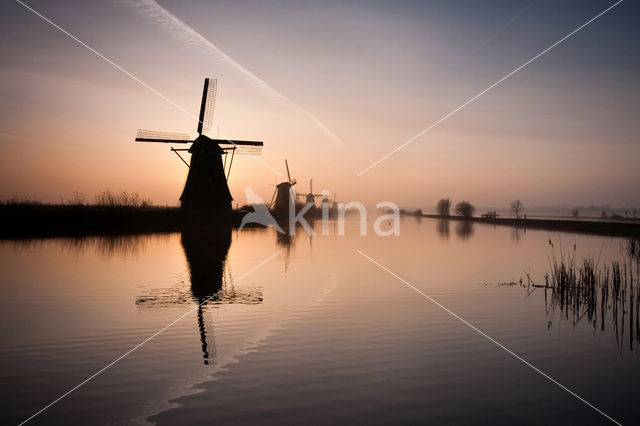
[136,227,262,365]
[273,220,319,271]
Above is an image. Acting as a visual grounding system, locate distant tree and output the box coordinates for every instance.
[601,210,608,218]
[571,208,579,218]
[436,198,451,216]
[415,208,423,216]
[510,199,524,219]
[455,201,476,218]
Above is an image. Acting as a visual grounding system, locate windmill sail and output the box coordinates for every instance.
[134,78,263,210]
[197,78,217,135]
[203,78,217,135]
[135,129,191,143]
[218,139,263,155]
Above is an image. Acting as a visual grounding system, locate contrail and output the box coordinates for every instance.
[476,0,538,50]
[121,0,343,146]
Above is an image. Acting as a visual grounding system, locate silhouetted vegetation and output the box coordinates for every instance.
[68,190,87,206]
[3,189,152,208]
[0,189,246,238]
[436,198,451,216]
[520,240,640,352]
[413,212,640,237]
[455,201,475,218]
[93,189,151,208]
[510,199,524,219]
[399,208,423,216]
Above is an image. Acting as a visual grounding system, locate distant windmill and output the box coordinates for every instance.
[269,159,297,217]
[297,179,324,207]
[135,78,263,210]
[329,193,339,216]
[320,190,331,210]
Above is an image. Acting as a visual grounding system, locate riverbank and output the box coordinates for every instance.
[413,213,640,237]
[0,204,248,239]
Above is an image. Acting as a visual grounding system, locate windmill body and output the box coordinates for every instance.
[299,179,323,210]
[271,159,298,218]
[273,182,295,217]
[305,193,316,205]
[135,78,263,210]
[180,135,231,210]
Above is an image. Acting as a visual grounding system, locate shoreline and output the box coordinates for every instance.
[2,203,639,239]
[0,204,249,239]
[413,213,640,238]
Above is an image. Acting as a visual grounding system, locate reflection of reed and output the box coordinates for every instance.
[539,240,640,353]
[10,234,173,259]
[627,238,640,260]
[65,235,150,258]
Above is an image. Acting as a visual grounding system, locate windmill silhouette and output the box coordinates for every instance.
[135,78,263,210]
[297,179,324,208]
[269,159,298,218]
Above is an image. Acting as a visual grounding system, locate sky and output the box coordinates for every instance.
[0,0,638,211]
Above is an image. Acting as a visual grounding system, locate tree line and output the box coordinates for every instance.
[435,198,525,219]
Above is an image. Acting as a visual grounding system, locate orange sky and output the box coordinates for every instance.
[1,0,638,211]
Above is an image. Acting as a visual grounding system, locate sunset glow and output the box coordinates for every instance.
[1,0,637,210]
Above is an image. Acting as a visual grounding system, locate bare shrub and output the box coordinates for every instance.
[455,201,476,218]
[436,198,451,216]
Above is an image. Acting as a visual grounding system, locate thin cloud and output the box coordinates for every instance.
[121,0,344,146]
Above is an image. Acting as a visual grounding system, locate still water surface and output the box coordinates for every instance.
[1,219,638,425]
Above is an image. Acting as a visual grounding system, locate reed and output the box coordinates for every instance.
[626,238,640,260]
[540,239,640,351]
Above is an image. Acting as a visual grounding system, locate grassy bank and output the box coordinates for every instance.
[414,213,640,238]
[0,203,246,239]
